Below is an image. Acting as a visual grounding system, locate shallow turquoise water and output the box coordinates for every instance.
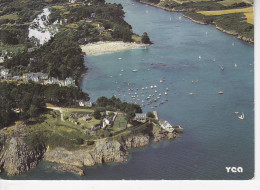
[1,0,254,180]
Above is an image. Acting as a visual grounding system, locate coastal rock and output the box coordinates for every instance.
[44,139,128,171]
[124,135,150,149]
[0,137,45,175]
[47,164,85,176]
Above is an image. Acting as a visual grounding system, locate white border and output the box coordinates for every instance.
[1,1,260,189]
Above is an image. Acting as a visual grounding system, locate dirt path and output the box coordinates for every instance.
[46,107,64,121]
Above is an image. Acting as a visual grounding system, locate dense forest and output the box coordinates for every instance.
[95,96,142,121]
[1,0,147,81]
[0,81,89,128]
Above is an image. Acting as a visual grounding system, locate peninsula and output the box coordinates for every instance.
[0,0,172,177]
[137,0,254,43]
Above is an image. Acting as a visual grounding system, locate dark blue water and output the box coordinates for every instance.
[1,0,254,180]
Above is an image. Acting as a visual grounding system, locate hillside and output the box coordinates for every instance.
[139,0,254,43]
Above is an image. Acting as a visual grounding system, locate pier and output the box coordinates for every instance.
[153,110,159,120]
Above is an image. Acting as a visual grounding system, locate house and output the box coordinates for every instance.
[65,77,75,86]
[22,73,34,79]
[135,113,147,122]
[13,76,21,80]
[159,120,174,133]
[38,73,48,80]
[79,100,92,107]
[31,75,39,82]
[102,118,112,128]
[69,0,77,3]
[0,57,5,63]
[2,50,8,56]
[1,69,9,78]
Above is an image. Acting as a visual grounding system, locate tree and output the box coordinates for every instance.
[147,112,155,118]
[141,32,151,44]
[126,111,135,122]
[93,110,101,119]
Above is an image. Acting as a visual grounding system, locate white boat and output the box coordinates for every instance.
[218,91,224,94]
[155,90,158,93]
[118,57,122,60]
[132,69,138,72]
[238,112,244,120]
[166,88,169,91]
[165,92,168,95]
[121,69,124,72]
[154,85,157,88]
[198,56,202,60]
[151,85,154,89]
[232,42,235,46]
[234,64,237,68]
[189,92,195,95]
[160,80,163,83]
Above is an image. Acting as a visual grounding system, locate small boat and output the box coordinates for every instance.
[235,112,239,114]
[121,69,124,72]
[118,57,122,60]
[155,90,158,93]
[234,64,237,68]
[166,88,169,91]
[159,94,162,96]
[160,80,163,83]
[165,92,168,95]
[198,56,202,60]
[189,92,195,95]
[213,58,216,62]
[151,106,155,109]
[218,91,223,94]
[154,85,157,88]
[221,66,224,71]
[119,74,123,76]
[151,85,154,89]
[132,69,138,72]
[232,42,235,46]
[238,112,244,120]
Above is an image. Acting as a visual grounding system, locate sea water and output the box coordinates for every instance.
[1,0,254,180]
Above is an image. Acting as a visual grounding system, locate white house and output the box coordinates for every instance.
[0,57,5,63]
[102,118,112,128]
[69,0,77,3]
[159,120,174,133]
[1,69,9,78]
[79,101,92,107]
[135,113,147,122]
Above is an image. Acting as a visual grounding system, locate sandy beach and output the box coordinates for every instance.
[80,41,149,56]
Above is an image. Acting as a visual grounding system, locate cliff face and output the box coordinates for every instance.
[43,135,151,175]
[0,137,46,175]
[0,125,177,176]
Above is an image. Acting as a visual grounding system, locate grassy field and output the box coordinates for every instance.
[0,13,19,21]
[219,0,254,6]
[198,7,254,24]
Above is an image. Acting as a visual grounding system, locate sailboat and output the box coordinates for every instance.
[238,112,245,120]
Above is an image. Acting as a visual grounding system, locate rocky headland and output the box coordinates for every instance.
[0,123,177,176]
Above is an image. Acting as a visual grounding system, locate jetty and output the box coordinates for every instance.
[153,110,159,120]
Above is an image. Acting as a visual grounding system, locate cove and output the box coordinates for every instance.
[1,0,254,180]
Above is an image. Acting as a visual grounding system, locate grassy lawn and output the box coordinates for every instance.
[111,113,127,133]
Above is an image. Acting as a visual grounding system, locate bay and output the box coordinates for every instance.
[1,0,254,180]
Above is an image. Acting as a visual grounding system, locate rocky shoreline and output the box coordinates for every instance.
[138,0,254,44]
[0,123,178,176]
